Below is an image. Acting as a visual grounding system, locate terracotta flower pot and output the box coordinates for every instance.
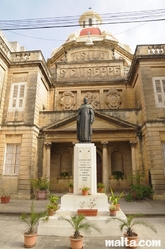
[70,235,83,249]
[48,208,55,216]
[77,209,98,216]
[124,233,138,248]
[116,203,120,211]
[24,233,37,248]
[97,187,104,193]
[69,187,73,193]
[110,209,116,216]
[82,190,88,196]
[36,190,48,200]
[1,196,10,204]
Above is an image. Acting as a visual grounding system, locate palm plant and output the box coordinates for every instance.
[59,215,101,238]
[20,201,48,234]
[106,214,157,237]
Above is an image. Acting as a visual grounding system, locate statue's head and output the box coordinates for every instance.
[83,97,88,104]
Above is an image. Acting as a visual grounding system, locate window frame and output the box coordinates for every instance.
[153,77,165,108]
[3,143,21,175]
[9,82,26,111]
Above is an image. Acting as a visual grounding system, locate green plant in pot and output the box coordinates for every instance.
[97,182,105,193]
[30,177,49,200]
[20,201,48,248]
[109,203,117,216]
[59,215,101,249]
[125,170,154,201]
[80,186,90,195]
[131,184,153,200]
[1,189,11,204]
[109,188,124,210]
[112,171,124,181]
[106,214,157,248]
[68,182,73,193]
[47,195,59,216]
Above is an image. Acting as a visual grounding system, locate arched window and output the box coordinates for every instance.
[111,150,124,174]
[89,18,92,26]
[83,20,85,28]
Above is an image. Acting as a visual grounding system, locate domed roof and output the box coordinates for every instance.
[79,10,102,27]
[80,27,101,36]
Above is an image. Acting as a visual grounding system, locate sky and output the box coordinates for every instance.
[0,0,165,60]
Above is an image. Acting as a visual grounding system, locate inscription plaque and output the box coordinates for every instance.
[74,143,97,195]
[78,148,91,187]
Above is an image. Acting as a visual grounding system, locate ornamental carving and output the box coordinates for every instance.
[85,92,100,109]
[105,88,121,109]
[60,91,76,110]
[15,52,30,61]
[148,45,164,54]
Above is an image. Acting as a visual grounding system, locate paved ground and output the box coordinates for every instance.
[0,196,165,249]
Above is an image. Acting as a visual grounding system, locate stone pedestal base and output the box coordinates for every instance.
[38,211,126,237]
[57,193,109,215]
[37,194,126,237]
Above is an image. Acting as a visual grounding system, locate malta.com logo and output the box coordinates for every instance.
[105,237,161,247]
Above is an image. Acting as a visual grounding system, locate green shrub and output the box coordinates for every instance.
[125,192,134,202]
[131,184,153,200]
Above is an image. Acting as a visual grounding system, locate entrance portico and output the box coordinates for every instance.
[41,112,139,192]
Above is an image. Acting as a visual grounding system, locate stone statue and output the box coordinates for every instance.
[77,97,95,142]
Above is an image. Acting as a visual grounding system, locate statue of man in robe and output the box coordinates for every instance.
[77,97,95,143]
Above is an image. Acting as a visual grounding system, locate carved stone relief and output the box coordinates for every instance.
[15,52,30,61]
[105,88,122,109]
[85,91,100,109]
[60,91,76,110]
[148,45,164,54]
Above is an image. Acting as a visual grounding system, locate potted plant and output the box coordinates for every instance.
[130,184,153,200]
[106,214,157,248]
[77,198,98,216]
[109,203,117,216]
[58,171,71,179]
[59,215,101,249]
[1,189,10,204]
[112,171,124,181]
[47,195,59,216]
[30,177,49,200]
[97,182,105,193]
[20,201,48,248]
[109,188,124,211]
[68,182,73,193]
[80,186,90,196]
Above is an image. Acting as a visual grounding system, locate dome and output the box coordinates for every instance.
[80,27,102,36]
[79,10,102,28]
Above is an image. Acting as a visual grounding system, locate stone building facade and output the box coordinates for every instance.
[0,10,165,199]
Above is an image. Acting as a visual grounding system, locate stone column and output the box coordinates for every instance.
[44,142,52,179]
[102,142,109,190]
[129,140,137,174]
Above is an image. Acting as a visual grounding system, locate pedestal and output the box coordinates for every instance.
[57,193,109,215]
[74,143,97,195]
[37,142,127,237]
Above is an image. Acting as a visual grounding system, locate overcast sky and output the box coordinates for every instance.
[0,0,165,60]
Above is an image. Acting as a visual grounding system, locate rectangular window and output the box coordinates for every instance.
[153,77,165,107]
[9,82,26,111]
[4,144,21,175]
